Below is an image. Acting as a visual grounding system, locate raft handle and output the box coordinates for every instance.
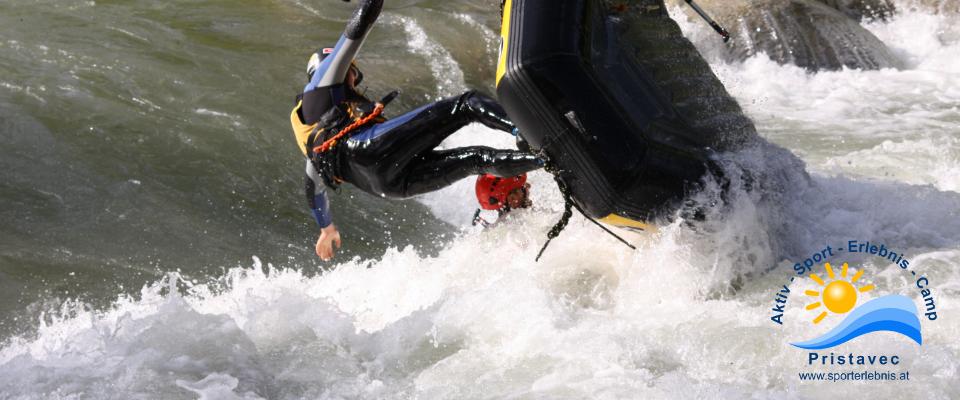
[684,0,731,42]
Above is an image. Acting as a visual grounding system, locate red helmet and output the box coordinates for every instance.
[475,173,527,210]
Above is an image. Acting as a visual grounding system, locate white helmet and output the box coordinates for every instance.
[306,48,335,80]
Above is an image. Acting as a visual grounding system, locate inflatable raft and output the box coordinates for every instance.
[496,0,757,230]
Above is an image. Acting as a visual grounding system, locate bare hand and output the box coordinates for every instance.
[315,225,342,261]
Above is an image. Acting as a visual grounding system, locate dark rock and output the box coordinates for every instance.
[671,0,903,71]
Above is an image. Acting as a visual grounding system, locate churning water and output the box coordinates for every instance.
[0,0,958,398]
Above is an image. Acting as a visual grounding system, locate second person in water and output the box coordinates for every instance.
[289,0,542,260]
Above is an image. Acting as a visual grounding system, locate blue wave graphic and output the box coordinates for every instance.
[791,295,922,350]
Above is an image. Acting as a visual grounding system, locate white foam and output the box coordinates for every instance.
[2,4,960,399]
[2,179,958,398]
[388,15,467,99]
[106,26,149,43]
[452,13,499,55]
[290,0,321,17]
[672,0,960,192]
[195,108,234,118]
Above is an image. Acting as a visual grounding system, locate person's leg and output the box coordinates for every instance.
[453,90,515,133]
[397,147,542,197]
[345,91,525,190]
[350,91,517,166]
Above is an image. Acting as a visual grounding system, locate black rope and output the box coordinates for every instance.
[535,197,573,261]
[535,163,637,261]
[472,208,496,227]
[568,200,637,251]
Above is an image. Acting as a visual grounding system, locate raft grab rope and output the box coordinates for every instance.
[536,161,637,262]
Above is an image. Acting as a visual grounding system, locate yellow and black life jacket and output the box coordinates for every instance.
[290,93,383,155]
[290,91,387,188]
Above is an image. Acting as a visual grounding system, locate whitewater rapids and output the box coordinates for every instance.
[1,1,959,399]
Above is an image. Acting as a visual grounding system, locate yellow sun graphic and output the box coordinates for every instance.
[804,262,875,324]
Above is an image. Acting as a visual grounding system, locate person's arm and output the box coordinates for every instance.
[301,0,384,125]
[305,0,383,91]
[305,160,341,260]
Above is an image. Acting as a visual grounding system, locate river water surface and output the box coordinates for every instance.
[0,0,958,398]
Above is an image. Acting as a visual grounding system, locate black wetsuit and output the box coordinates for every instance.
[290,0,541,228]
[338,90,537,198]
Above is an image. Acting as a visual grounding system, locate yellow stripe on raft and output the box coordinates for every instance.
[599,214,656,232]
[495,0,513,87]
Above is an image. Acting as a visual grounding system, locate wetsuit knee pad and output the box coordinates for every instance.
[454,90,514,132]
[457,90,495,113]
[455,90,480,107]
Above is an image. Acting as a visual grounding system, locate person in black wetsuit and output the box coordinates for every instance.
[289,0,542,261]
